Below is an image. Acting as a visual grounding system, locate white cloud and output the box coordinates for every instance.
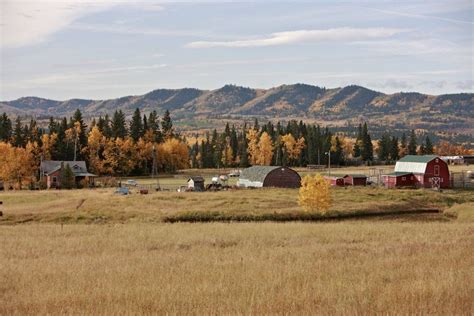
[186,27,405,48]
[0,0,165,48]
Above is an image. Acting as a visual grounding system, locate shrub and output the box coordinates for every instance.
[298,174,332,213]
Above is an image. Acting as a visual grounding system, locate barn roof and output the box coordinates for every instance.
[398,155,438,163]
[240,166,281,183]
[394,155,440,174]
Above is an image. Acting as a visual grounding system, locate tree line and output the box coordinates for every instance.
[0,109,470,187]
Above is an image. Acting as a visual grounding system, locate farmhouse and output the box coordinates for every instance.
[343,174,368,186]
[40,161,97,189]
[382,155,450,188]
[238,166,301,188]
[188,176,205,191]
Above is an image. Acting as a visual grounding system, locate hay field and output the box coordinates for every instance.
[1,221,473,314]
[1,187,474,224]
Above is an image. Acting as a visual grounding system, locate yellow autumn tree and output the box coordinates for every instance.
[246,128,259,165]
[298,174,332,213]
[221,136,234,167]
[86,127,106,175]
[256,132,273,165]
[0,142,36,189]
[135,138,154,173]
[158,138,189,172]
[281,133,305,163]
[40,133,58,160]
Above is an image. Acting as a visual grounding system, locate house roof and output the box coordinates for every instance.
[394,155,440,174]
[40,161,96,177]
[188,176,204,182]
[344,174,367,178]
[384,172,413,177]
[240,166,281,183]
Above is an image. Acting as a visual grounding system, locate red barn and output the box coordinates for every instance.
[383,155,450,189]
[343,174,368,186]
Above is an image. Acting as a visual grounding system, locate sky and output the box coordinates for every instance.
[0,0,473,101]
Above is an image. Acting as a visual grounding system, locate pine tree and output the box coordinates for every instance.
[13,117,25,147]
[72,109,88,149]
[408,130,417,155]
[61,163,76,189]
[0,113,12,142]
[353,123,362,158]
[424,136,434,154]
[161,110,173,139]
[400,133,407,157]
[111,110,127,139]
[129,108,144,142]
[361,123,373,161]
[390,137,400,161]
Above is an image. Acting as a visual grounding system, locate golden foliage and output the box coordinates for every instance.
[158,138,189,172]
[86,127,106,175]
[281,134,305,161]
[0,142,37,187]
[246,128,259,165]
[435,141,469,156]
[256,132,273,165]
[298,174,332,213]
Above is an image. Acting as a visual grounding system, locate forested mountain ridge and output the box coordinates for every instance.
[1,84,473,135]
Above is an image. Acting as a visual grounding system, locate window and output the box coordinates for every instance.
[410,176,414,180]
[434,165,440,176]
[402,177,406,181]
[52,176,57,183]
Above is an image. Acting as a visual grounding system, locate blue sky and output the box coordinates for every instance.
[1,0,472,100]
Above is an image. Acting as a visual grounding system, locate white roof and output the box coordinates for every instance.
[394,161,427,174]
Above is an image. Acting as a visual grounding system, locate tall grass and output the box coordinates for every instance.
[1,222,472,314]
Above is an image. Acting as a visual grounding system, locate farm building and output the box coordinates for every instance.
[382,172,416,188]
[40,161,96,189]
[238,166,301,188]
[382,155,450,189]
[188,176,205,191]
[324,176,345,186]
[343,174,368,186]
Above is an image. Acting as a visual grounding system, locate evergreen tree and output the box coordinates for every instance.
[13,117,25,147]
[0,113,12,142]
[72,109,88,149]
[424,136,434,154]
[377,133,391,161]
[400,133,407,157]
[361,123,373,161]
[61,163,76,189]
[129,108,144,141]
[161,110,173,139]
[111,110,127,138]
[353,123,362,158]
[390,137,400,161]
[408,130,417,155]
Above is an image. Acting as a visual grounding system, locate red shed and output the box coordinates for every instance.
[343,174,368,186]
[382,172,415,188]
[324,176,345,186]
[386,155,450,189]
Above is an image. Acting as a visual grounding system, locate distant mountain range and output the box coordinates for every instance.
[1,84,473,135]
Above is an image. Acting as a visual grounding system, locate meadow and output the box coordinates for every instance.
[1,168,473,314]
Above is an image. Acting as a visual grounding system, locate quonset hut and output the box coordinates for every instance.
[238,166,301,188]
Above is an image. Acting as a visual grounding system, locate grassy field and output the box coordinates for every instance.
[1,221,473,314]
[1,186,474,224]
[1,171,473,314]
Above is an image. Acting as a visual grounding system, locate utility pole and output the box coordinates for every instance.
[325,151,331,176]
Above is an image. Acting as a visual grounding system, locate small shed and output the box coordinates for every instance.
[324,176,345,186]
[382,172,415,188]
[343,174,368,186]
[238,166,301,188]
[188,176,205,192]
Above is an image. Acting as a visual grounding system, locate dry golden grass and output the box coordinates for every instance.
[1,187,473,224]
[1,221,473,314]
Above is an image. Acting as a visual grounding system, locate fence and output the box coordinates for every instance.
[450,171,474,188]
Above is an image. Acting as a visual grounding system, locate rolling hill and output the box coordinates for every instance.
[1,84,473,135]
